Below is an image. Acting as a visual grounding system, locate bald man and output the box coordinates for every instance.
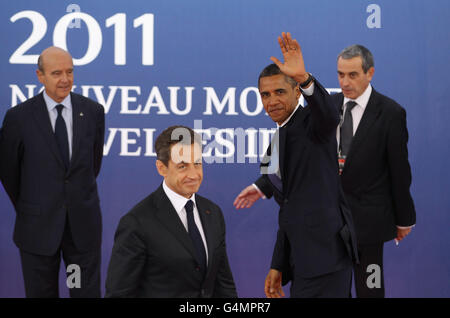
[0,47,105,297]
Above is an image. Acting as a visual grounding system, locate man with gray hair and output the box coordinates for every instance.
[333,44,416,297]
[0,46,105,297]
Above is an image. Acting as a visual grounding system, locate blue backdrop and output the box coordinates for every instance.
[1,0,449,297]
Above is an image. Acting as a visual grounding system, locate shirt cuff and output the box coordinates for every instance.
[300,81,315,96]
[396,224,415,229]
[252,183,266,199]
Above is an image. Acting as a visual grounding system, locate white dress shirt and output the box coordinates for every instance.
[336,84,372,150]
[162,181,208,261]
[43,90,73,159]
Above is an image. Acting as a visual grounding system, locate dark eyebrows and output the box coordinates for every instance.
[50,68,73,75]
[260,88,286,96]
[177,159,202,166]
[337,71,359,76]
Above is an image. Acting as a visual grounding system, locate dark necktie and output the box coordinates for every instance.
[340,101,357,156]
[185,200,207,275]
[267,130,283,192]
[55,104,70,170]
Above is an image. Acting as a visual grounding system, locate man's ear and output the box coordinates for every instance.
[36,69,44,84]
[367,66,375,81]
[155,160,167,177]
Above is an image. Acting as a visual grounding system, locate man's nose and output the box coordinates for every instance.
[186,165,200,178]
[341,76,350,87]
[267,95,278,106]
[61,72,70,82]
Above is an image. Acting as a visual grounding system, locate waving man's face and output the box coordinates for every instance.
[259,74,300,125]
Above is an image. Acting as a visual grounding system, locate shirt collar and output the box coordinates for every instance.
[43,90,72,112]
[162,180,197,213]
[277,103,301,128]
[343,83,372,110]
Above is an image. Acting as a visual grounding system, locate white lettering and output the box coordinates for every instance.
[203,87,238,115]
[366,4,382,29]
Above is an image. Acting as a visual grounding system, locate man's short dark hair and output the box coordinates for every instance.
[338,44,374,73]
[155,125,202,166]
[258,63,298,89]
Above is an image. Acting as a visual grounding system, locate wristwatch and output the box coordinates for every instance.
[299,73,314,88]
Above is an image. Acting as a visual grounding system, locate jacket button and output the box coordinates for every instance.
[284,198,288,204]
[64,180,69,184]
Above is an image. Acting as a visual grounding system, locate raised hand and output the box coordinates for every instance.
[270,32,309,84]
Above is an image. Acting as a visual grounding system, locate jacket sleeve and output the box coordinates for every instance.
[270,228,292,286]
[105,214,147,298]
[0,108,23,206]
[303,79,340,142]
[386,106,416,226]
[254,175,274,199]
[212,208,238,298]
[93,103,105,178]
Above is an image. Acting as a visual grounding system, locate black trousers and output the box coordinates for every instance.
[19,218,101,298]
[353,243,385,298]
[290,266,353,298]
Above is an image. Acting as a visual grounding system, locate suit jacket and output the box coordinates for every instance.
[105,185,237,298]
[0,92,105,255]
[255,79,358,282]
[331,89,416,245]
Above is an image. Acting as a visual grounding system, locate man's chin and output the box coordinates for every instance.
[342,91,355,99]
[268,115,281,123]
[183,185,200,196]
[57,92,71,100]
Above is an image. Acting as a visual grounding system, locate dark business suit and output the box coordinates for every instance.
[0,92,105,297]
[331,89,416,297]
[255,79,358,297]
[105,185,237,298]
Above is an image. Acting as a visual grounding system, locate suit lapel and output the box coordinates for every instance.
[278,125,287,182]
[154,186,198,262]
[345,90,382,169]
[32,93,65,169]
[279,106,302,187]
[69,93,84,172]
[196,197,216,277]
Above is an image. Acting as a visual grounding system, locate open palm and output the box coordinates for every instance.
[270,32,308,83]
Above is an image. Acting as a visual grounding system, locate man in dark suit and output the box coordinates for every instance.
[105,126,237,298]
[234,33,358,298]
[0,47,105,297]
[332,45,416,297]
